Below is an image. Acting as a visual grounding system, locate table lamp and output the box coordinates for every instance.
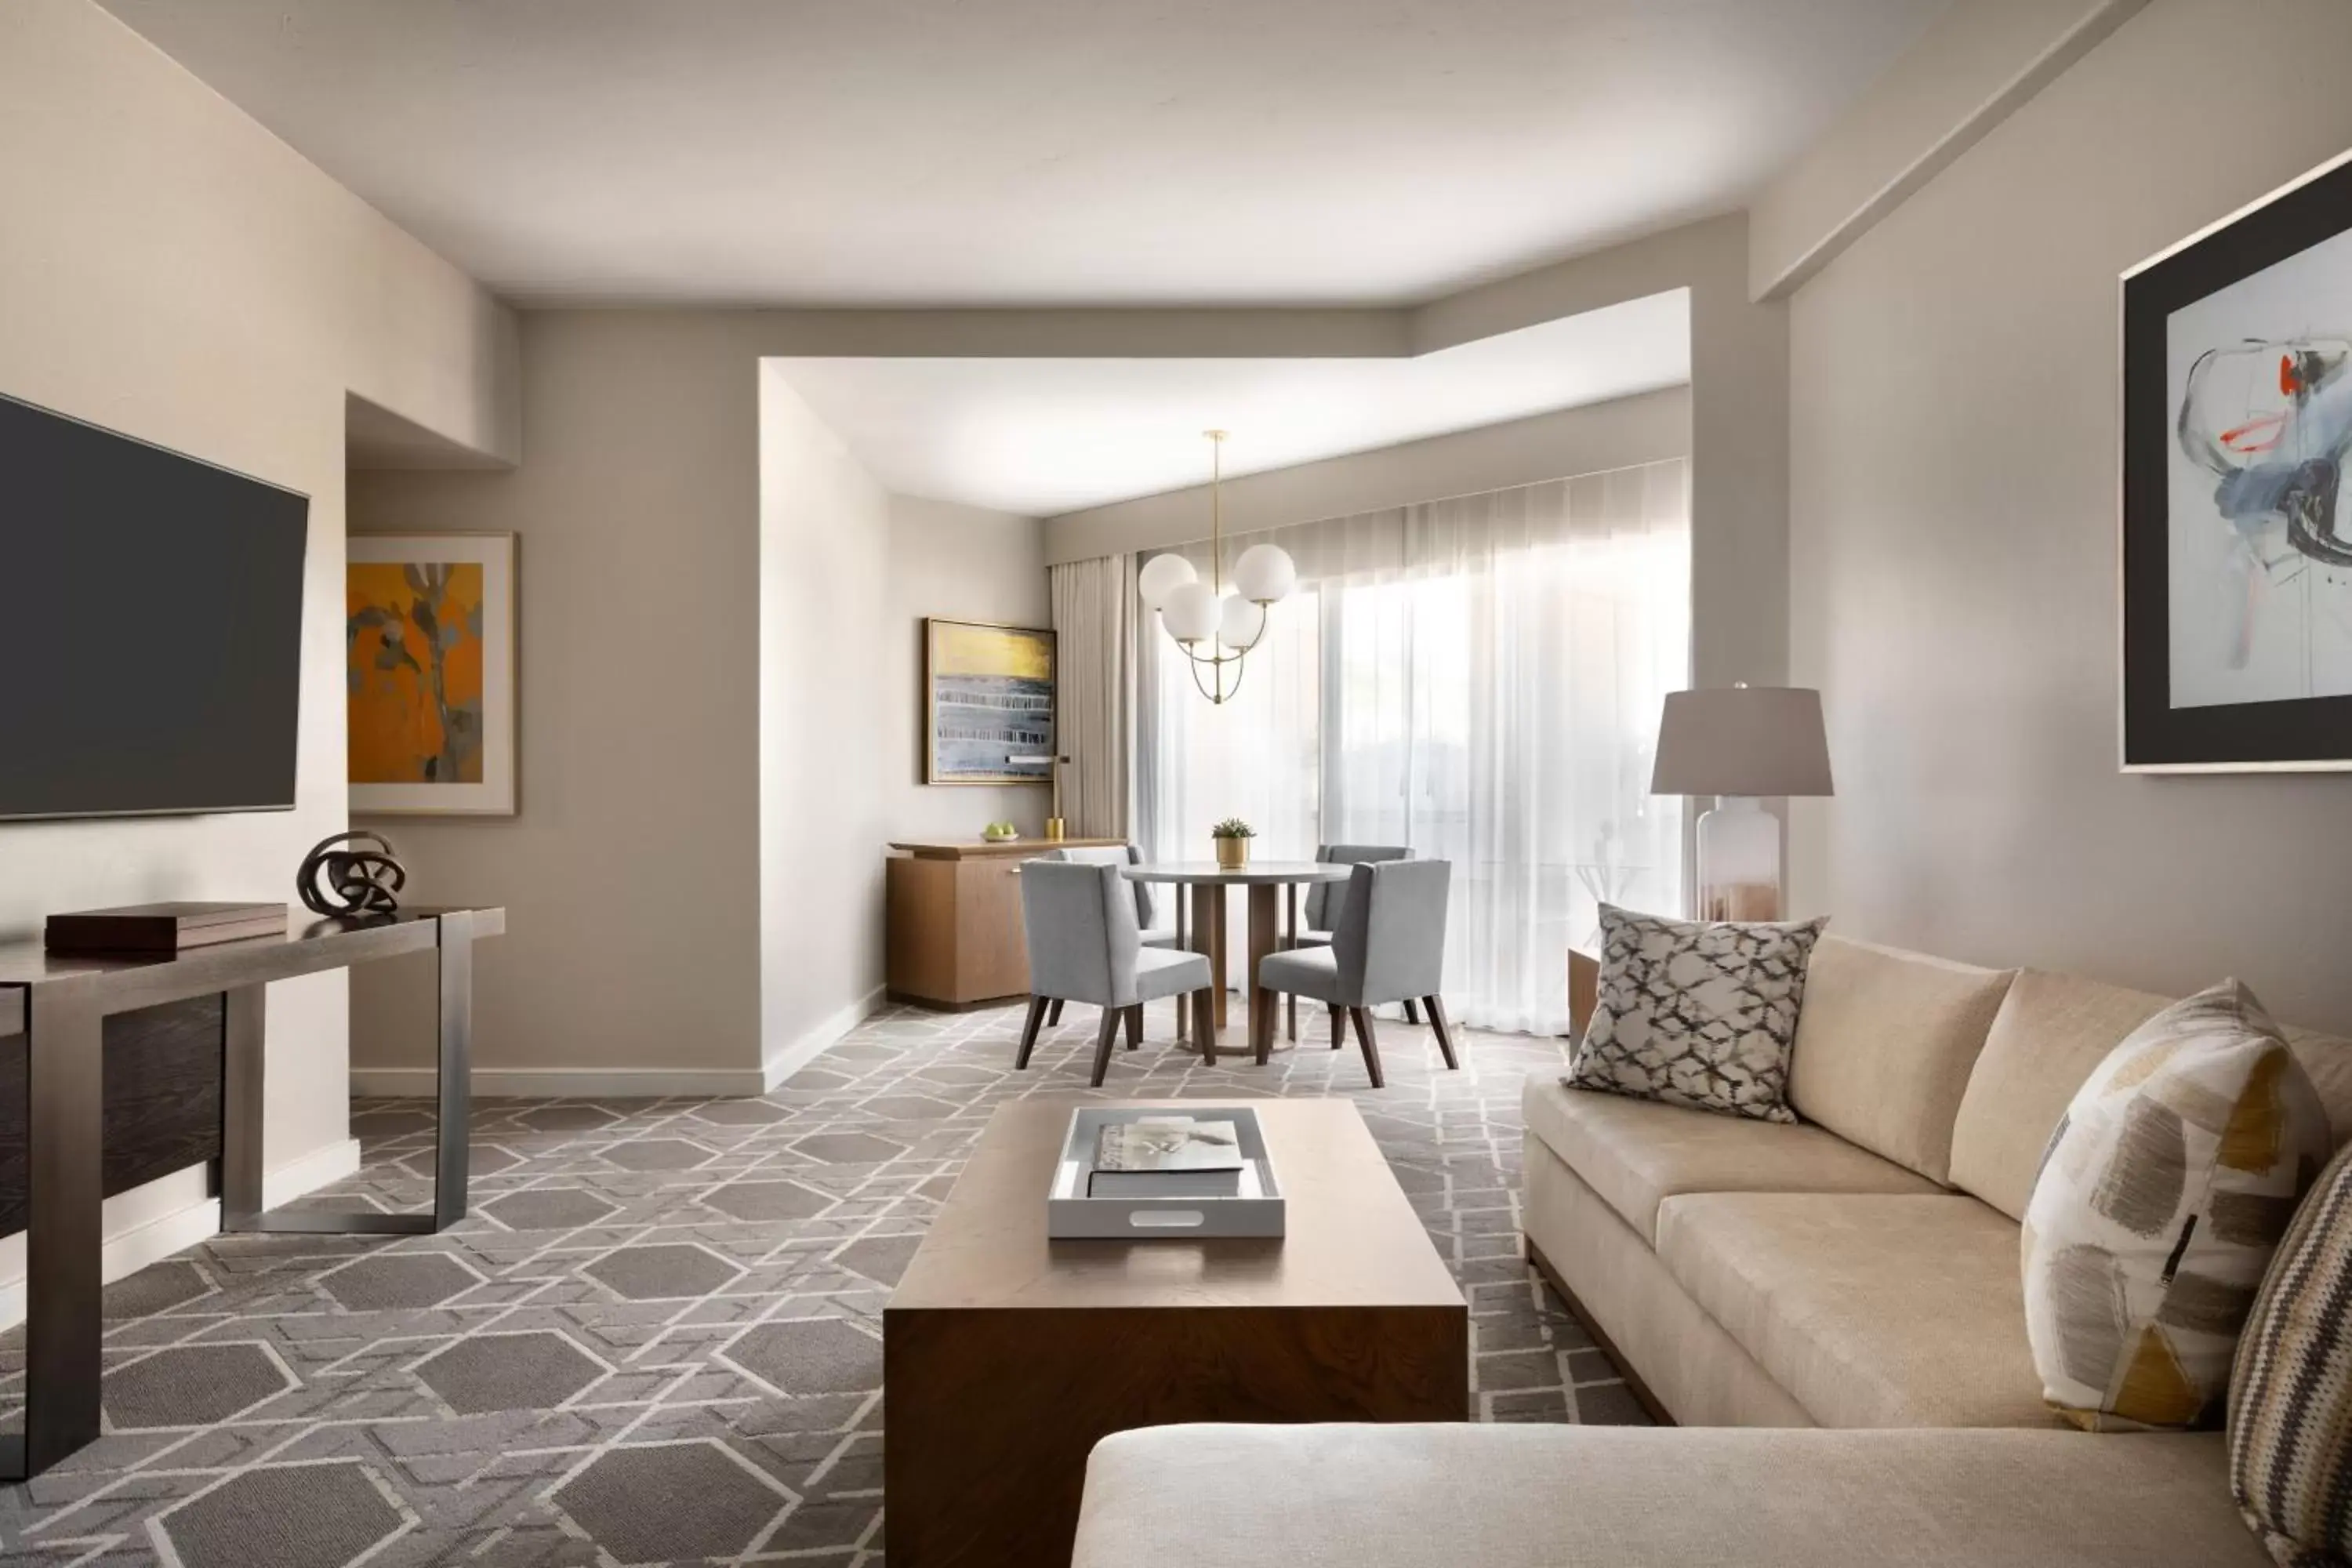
[1650,684,1834,922]
[1009,753,1072,840]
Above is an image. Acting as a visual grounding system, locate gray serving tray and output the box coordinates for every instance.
[1047,1105,1286,1239]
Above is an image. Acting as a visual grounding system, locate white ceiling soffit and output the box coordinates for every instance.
[771,289,1690,516]
[97,0,1948,306]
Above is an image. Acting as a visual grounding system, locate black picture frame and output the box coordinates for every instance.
[2121,149,2352,771]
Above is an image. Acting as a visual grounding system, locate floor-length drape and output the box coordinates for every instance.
[1048,554,1134,839]
[1138,460,1690,1032]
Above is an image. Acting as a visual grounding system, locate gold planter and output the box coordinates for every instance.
[1213,836,1250,871]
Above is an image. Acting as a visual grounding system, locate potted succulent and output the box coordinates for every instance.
[1210,817,1255,871]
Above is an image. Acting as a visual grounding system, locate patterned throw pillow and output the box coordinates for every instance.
[2231,1139,2352,1567]
[2022,980,2329,1432]
[1566,904,1827,1123]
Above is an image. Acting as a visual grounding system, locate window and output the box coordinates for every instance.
[1140,461,1688,1033]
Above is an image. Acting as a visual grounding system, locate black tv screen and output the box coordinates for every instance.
[0,393,309,821]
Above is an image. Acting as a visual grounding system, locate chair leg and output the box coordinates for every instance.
[1124,1004,1142,1050]
[1089,1008,1122,1087]
[1254,991,1273,1066]
[1402,997,1421,1025]
[1425,995,1459,1071]
[1197,987,1220,1066]
[1349,1007,1386,1089]
[1285,887,1299,1042]
[1015,996,1047,1069]
[1329,1004,1345,1050]
[1047,997,1065,1026]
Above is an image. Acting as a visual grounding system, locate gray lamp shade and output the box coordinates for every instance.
[1650,686,1835,797]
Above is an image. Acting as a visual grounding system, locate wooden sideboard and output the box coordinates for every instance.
[885,839,1125,1009]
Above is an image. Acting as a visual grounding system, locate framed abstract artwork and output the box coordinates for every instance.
[924,618,1055,785]
[2122,149,2352,771]
[347,533,517,814]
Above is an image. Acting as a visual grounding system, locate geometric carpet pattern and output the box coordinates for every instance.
[0,998,1642,1566]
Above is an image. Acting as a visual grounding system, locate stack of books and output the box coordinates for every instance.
[1087,1116,1246,1198]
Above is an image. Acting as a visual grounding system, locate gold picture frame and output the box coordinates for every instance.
[924,618,1056,786]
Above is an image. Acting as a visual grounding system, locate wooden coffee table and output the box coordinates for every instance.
[883,1098,1468,1568]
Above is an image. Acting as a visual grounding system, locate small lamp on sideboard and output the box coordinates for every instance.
[1650,684,1834,922]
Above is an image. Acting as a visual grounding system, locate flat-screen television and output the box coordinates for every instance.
[0,392,310,821]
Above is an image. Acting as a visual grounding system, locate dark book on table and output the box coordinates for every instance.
[1087,1117,1245,1198]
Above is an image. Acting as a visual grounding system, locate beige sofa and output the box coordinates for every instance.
[1072,935,2352,1568]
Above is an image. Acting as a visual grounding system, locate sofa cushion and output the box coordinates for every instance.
[1655,1192,2053,1427]
[1951,971,2176,1221]
[1523,1079,1939,1243]
[1789,936,2015,1184]
[1951,970,2352,1223]
[2024,982,2330,1432]
[1567,905,1825,1123]
[1073,1422,2266,1568]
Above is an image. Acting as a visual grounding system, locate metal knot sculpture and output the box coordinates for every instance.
[297,830,407,918]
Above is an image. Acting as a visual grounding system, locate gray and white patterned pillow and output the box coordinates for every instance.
[1566,904,1828,1123]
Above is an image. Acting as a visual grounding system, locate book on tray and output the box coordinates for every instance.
[1087,1116,1245,1199]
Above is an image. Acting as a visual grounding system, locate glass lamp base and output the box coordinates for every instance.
[1696,797,1783,922]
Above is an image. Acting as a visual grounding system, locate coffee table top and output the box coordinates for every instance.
[888,1098,1464,1313]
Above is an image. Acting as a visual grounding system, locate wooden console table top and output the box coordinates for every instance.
[887,837,1123,860]
[0,906,503,998]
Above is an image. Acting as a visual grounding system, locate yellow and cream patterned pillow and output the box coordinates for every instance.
[2023,980,2329,1431]
[2230,1139,2352,1567]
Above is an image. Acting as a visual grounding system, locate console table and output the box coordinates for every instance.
[0,905,503,1479]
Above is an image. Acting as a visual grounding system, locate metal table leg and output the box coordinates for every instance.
[223,913,472,1238]
[0,989,104,1482]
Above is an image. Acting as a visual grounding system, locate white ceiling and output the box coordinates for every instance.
[99,0,1947,307]
[772,289,1689,515]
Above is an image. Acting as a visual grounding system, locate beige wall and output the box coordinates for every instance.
[1788,0,2352,1030]
[757,367,895,1079]
[0,0,514,1182]
[350,338,1051,1091]
[1044,386,1690,564]
[887,496,1054,840]
[350,314,764,1090]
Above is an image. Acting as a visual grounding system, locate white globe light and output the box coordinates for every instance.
[1218,594,1265,649]
[1232,543,1296,603]
[1136,552,1196,610]
[1162,580,1219,642]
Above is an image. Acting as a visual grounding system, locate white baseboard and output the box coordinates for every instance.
[263,1136,363,1208]
[346,985,889,1102]
[0,1137,361,1331]
[348,1064,773,1098]
[763,984,887,1092]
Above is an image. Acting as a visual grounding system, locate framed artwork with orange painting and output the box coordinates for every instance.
[347,534,517,814]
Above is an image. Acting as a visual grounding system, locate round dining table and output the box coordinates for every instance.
[1123,861,1350,1062]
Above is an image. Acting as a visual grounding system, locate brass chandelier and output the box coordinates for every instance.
[1135,430,1297,704]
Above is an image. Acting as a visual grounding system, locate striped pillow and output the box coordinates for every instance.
[2231,1140,2352,1566]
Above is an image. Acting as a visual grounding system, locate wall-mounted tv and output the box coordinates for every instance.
[0,392,310,822]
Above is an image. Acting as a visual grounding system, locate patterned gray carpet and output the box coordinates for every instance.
[0,998,1640,1566]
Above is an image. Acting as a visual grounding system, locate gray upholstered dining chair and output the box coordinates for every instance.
[1290,844,1415,1033]
[1017,859,1213,1087]
[1033,844,1178,1025]
[1256,858,1454,1088]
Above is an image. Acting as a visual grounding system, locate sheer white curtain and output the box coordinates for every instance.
[1047,555,1134,838]
[1137,562,1321,986]
[1138,459,1690,1033]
